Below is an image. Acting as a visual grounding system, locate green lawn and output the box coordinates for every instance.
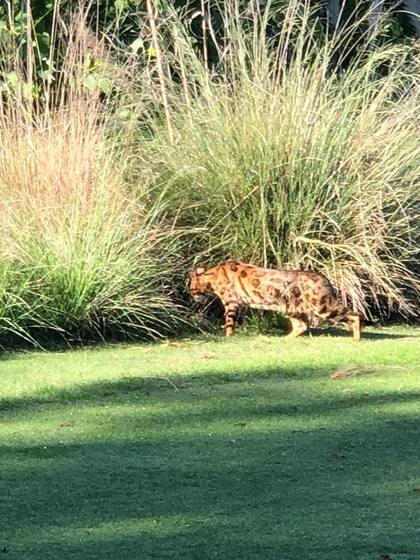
[1,326,419,560]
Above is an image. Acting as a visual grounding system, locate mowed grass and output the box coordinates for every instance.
[0,326,419,560]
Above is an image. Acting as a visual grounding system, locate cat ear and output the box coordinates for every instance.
[195,267,206,275]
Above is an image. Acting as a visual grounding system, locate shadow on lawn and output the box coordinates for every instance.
[1,384,419,560]
[1,361,419,419]
[307,326,418,340]
[0,324,417,359]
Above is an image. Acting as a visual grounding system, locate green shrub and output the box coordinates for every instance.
[135,1,420,318]
[0,99,184,346]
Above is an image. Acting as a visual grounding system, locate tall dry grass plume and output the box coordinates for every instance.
[0,5,183,345]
